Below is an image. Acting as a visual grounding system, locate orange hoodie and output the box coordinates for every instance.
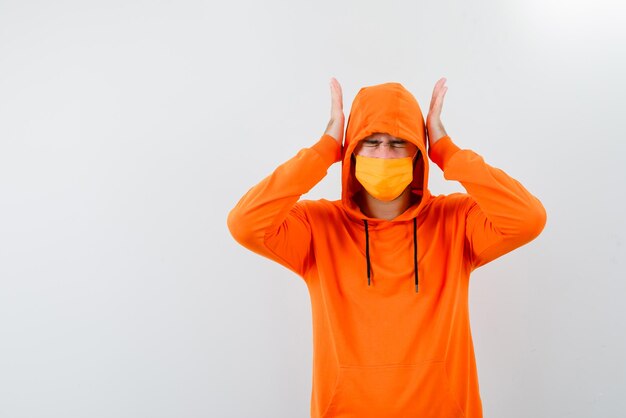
[227,82,547,418]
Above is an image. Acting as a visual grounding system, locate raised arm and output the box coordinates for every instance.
[429,136,547,269]
[227,78,345,278]
[426,77,546,270]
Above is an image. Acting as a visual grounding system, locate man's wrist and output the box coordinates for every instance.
[428,127,448,145]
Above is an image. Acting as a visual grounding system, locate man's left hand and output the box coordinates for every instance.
[426,77,449,149]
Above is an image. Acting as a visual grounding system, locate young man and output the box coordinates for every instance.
[227,78,546,418]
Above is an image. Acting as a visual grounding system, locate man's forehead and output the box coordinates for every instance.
[359,132,406,143]
[361,132,404,141]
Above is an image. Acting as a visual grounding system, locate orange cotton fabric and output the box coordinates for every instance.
[227,82,547,418]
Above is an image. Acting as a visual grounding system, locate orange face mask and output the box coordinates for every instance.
[354,155,414,201]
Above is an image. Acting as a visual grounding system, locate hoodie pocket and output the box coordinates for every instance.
[321,360,465,418]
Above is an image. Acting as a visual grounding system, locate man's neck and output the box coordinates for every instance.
[355,187,416,221]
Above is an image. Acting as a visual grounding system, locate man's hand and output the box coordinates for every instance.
[324,77,345,146]
[426,77,449,149]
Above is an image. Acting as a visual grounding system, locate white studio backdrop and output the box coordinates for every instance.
[1,0,625,417]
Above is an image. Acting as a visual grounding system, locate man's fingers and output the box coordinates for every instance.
[337,82,343,109]
[331,77,343,109]
[430,77,447,110]
[329,77,344,120]
[431,83,447,115]
[329,81,334,107]
[435,86,447,107]
[430,78,443,104]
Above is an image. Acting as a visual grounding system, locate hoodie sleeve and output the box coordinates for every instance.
[428,135,547,270]
[227,133,342,278]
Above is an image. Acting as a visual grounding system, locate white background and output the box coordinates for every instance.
[1,0,625,417]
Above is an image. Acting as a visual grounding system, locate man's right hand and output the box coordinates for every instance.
[324,77,345,146]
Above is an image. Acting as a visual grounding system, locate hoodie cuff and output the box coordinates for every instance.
[428,135,461,171]
[311,133,342,166]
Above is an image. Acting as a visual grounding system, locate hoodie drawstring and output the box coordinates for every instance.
[364,219,371,286]
[363,217,419,292]
[413,217,419,292]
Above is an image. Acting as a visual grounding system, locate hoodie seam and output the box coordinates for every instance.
[443,359,467,417]
[262,233,312,280]
[311,134,342,166]
[262,204,314,280]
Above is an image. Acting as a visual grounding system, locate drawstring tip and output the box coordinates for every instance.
[415,283,419,293]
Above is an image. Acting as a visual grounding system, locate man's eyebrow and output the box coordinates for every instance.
[362,138,406,142]
[361,137,407,143]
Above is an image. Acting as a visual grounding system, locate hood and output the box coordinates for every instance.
[341,82,432,224]
[340,82,432,292]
